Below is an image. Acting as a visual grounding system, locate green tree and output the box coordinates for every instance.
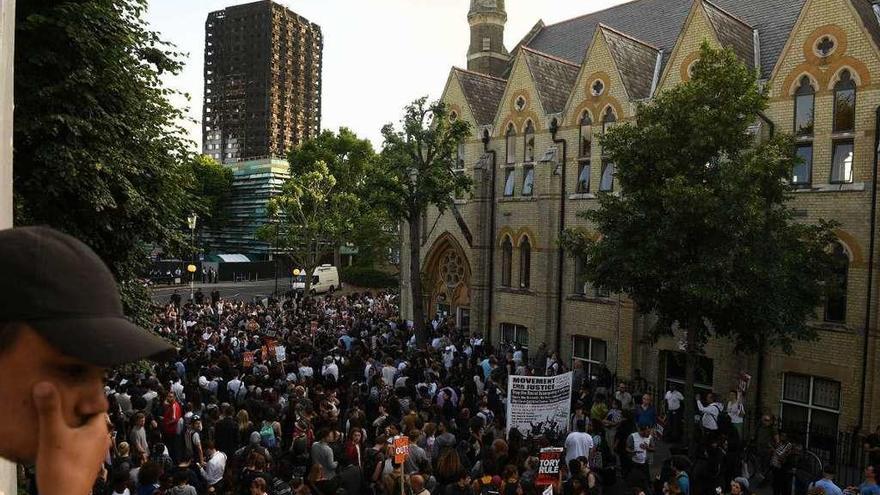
[372,97,472,346]
[257,161,358,297]
[13,0,200,325]
[288,128,394,267]
[189,154,234,233]
[560,44,837,444]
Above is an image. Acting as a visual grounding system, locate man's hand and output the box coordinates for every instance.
[33,382,110,495]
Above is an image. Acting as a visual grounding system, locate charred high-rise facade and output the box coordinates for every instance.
[202,1,322,163]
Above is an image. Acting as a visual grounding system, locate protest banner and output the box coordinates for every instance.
[543,486,553,495]
[393,435,409,464]
[506,372,572,439]
[536,447,563,486]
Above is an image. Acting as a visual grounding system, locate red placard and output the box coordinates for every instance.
[393,436,409,465]
[536,447,563,486]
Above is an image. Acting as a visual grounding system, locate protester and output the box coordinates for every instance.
[0,226,176,495]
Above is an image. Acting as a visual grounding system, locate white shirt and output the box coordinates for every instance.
[322,362,339,381]
[563,431,594,464]
[198,451,227,486]
[171,381,185,402]
[697,400,722,430]
[382,366,396,387]
[227,378,242,397]
[727,399,745,424]
[629,432,651,464]
[665,390,684,411]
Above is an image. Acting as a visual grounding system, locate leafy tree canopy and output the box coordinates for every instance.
[13,0,201,325]
[188,154,234,232]
[561,43,837,355]
[371,97,473,345]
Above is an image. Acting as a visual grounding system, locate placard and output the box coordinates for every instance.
[536,447,563,486]
[393,436,409,465]
[506,373,572,439]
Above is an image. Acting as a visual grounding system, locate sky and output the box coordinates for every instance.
[145,0,631,150]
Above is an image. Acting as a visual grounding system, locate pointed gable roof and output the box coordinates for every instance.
[521,47,581,114]
[702,0,755,69]
[453,68,508,126]
[600,25,661,99]
[849,0,880,51]
[525,0,805,78]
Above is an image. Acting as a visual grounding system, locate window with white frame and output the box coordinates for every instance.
[500,323,529,349]
[503,168,515,197]
[455,142,465,171]
[522,165,534,196]
[781,373,840,448]
[572,336,607,380]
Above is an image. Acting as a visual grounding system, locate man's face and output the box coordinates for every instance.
[0,325,108,463]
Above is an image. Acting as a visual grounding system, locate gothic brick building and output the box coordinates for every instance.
[401,0,880,438]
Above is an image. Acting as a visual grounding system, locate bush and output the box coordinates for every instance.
[341,266,399,289]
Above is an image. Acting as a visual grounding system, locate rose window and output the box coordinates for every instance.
[439,251,465,287]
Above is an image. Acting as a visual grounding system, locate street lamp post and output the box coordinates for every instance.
[273,216,279,296]
[187,213,198,302]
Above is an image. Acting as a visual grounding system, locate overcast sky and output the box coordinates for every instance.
[145,0,630,150]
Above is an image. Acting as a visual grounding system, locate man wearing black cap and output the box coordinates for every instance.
[0,226,176,495]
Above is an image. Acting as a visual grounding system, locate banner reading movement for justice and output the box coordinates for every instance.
[506,372,572,439]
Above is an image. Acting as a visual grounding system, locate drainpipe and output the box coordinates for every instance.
[483,131,498,346]
[752,110,775,432]
[857,106,880,431]
[550,119,568,355]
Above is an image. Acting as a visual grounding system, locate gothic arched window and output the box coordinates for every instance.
[833,70,856,133]
[524,120,535,163]
[579,111,592,158]
[794,76,815,137]
[825,242,849,323]
[501,236,513,287]
[519,237,531,289]
[505,124,516,164]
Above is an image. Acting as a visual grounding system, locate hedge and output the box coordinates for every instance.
[340,266,399,289]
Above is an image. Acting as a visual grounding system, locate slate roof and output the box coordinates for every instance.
[601,26,661,99]
[454,68,508,125]
[526,0,807,78]
[702,1,755,69]
[521,47,581,114]
[849,0,880,53]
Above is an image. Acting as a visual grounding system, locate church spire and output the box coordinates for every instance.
[467,0,509,78]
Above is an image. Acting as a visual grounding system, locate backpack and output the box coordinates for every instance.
[715,405,732,432]
[260,423,278,449]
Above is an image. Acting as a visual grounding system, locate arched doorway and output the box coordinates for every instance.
[423,233,472,331]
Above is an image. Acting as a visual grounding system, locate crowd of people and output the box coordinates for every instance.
[26,289,879,495]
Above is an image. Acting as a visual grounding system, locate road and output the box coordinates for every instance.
[150,279,361,303]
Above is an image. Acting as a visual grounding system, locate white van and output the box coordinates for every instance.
[292,264,340,294]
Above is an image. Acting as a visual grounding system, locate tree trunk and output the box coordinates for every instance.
[334,243,342,269]
[409,212,427,347]
[684,322,698,455]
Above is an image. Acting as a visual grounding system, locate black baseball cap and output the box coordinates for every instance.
[0,226,176,366]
